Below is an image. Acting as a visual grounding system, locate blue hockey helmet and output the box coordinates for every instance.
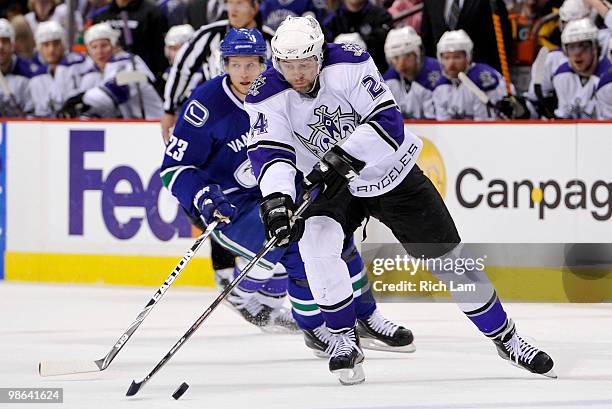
[220,28,267,60]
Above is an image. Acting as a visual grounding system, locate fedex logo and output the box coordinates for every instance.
[69,130,192,241]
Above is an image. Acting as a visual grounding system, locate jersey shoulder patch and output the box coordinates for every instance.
[12,56,39,78]
[244,68,290,104]
[180,75,226,126]
[62,52,86,66]
[323,43,370,67]
[467,63,500,92]
[416,57,442,91]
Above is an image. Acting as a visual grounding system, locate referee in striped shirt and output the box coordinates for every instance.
[161,0,275,141]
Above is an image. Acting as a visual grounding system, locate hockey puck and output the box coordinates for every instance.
[172,382,189,400]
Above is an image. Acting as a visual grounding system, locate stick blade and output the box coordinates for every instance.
[126,380,143,397]
[39,359,102,377]
[458,72,490,105]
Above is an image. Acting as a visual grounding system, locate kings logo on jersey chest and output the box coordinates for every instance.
[296,104,361,157]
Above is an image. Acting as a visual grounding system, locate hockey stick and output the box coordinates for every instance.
[532,46,556,119]
[38,220,219,377]
[0,68,25,117]
[458,71,509,119]
[126,188,319,397]
[489,0,512,95]
[120,11,146,119]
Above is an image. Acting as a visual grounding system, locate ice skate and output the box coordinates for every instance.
[213,267,233,289]
[493,319,556,378]
[327,328,365,385]
[302,324,333,358]
[226,290,299,333]
[357,309,415,353]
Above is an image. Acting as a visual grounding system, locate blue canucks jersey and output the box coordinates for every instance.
[161,74,259,219]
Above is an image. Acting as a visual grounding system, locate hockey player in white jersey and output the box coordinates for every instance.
[595,38,612,118]
[552,18,611,118]
[383,26,440,119]
[0,18,34,117]
[525,0,612,117]
[28,21,90,117]
[246,16,556,385]
[432,30,510,120]
[60,23,163,119]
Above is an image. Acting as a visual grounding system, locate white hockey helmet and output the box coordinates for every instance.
[35,21,67,47]
[334,32,367,50]
[559,0,590,23]
[437,29,473,62]
[271,16,325,70]
[384,26,422,60]
[85,22,120,47]
[561,17,598,53]
[0,18,15,43]
[164,24,194,47]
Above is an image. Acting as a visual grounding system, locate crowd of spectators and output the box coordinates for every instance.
[0,0,611,120]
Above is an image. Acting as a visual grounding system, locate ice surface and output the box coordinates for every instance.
[1,282,611,409]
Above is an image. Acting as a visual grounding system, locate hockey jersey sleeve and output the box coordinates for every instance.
[160,97,218,219]
[596,73,612,119]
[336,55,404,169]
[245,94,298,201]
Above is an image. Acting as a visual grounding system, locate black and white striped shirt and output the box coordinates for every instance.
[163,19,275,113]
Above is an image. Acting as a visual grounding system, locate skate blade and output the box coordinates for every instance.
[312,350,329,359]
[260,325,301,335]
[507,360,558,379]
[360,338,416,353]
[332,363,365,386]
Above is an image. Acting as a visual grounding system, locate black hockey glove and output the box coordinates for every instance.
[303,146,365,199]
[57,92,91,118]
[495,95,530,119]
[260,192,304,247]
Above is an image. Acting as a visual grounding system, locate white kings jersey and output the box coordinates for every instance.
[245,43,422,199]
[432,63,508,120]
[79,51,163,119]
[595,65,612,119]
[524,48,567,105]
[28,52,90,117]
[552,57,611,119]
[383,56,441,119]
[0,55,36,116]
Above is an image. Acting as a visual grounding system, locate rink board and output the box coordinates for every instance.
[2,120,214,287]
[1,120,611,300]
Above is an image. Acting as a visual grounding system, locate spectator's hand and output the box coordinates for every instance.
[57,93,91,118]
[161,113,176,144]
[495,96,530,119]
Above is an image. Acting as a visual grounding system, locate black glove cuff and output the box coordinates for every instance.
[260,192,295,218]
[322,146,366,181]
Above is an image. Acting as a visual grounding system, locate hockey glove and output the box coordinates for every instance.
[495,96,530,119]
[194,184,235,228]
[260,192,304,247]
[303,146,365,199]
[57,92,91,118]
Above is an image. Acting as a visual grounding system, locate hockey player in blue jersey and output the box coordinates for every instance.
[160,28,415,353]
[245,16,555,385]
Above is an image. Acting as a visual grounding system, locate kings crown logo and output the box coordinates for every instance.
[296,105,360,157]
[248,75,266,97]
[341,42,365,57]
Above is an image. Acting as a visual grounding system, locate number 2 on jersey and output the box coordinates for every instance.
[361,75,384,100]
[165,135,189,161]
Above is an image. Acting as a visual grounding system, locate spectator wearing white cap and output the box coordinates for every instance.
[29,21,90,117]
[0,18,35,117]
[60,22,162,119]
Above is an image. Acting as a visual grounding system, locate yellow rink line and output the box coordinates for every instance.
[5,252,216,287]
